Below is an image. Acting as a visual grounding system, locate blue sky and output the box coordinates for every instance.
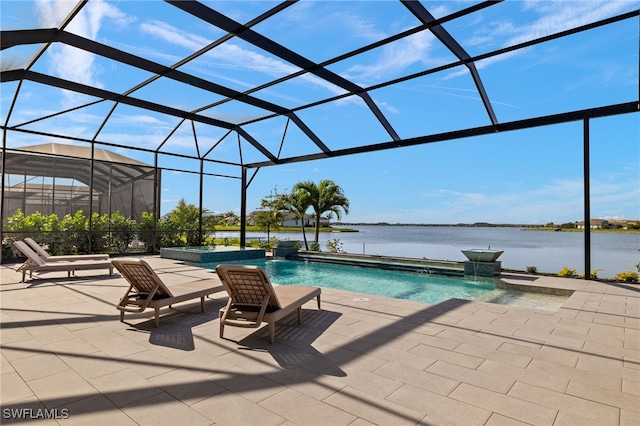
[2,0,639,225]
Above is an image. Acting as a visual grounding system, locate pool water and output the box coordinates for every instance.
[212,259,568,311]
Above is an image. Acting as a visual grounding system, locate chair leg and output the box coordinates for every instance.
[316,295,321,309]
[200,296,205,312]
[120,311,124,322]
[154,307,160,327]
[297,307,302,324]
[219,307,226,338]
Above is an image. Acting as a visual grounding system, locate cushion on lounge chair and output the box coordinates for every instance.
[24,237,109,262]
[215,264,321,344]
[111,258,223,327]
[12,240,114,282]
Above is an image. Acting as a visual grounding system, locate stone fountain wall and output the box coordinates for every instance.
[463,261,501,277]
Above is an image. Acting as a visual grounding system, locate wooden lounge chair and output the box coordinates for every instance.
[13,240,114,282]
[112,258,223,327]
[215,264,321,344]
[24,237,110,262]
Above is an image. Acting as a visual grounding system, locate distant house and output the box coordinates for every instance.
[576,219,637,229]
[607,219,631,229]
[574,219,634,229]
[575,219,609,229]
[215,213,239,226]
[280,212,331,227]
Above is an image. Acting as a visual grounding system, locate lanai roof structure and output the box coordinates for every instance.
[1,1,639,272]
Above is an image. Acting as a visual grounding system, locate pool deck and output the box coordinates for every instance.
[1,256,638,425]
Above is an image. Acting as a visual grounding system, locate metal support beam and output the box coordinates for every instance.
[401,0,498,126]
[167,0,400,141]
[240,167,248,247]
[199,159,204,246]
[152,152,159,254]
[88,142,95,253]
[247,101,639,168]
[1,70,237,130]
[583,119,591,279]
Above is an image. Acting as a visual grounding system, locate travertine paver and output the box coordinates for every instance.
[387,384,493,425]
[477,358,569,392]
[507,381,619,425]
[27,370,98,409]
[260,388,357,426]
[1,256,639,425]
[192,391,286,425]
[450,382,559,425]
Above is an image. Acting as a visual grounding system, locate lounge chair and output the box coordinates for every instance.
[215,264,321,344]
[13,240,114,282]
[112,258,223,327]
[24,237,110,262]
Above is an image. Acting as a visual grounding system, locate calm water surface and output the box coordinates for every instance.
[217,226,639,278]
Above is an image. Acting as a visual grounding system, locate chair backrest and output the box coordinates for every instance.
[13,240,46,266]
[111,259,173,298]
[24,238,52,259]
[216,264,282,310]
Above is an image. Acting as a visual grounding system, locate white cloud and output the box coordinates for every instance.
[36,0,134,106]
[342,31,437,84]
[448,0,640,81]
[138,20,347,99]
[512,1,633,47]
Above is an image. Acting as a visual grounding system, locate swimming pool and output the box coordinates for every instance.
[209,259,568,311]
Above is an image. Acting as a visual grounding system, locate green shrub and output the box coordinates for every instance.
[327,239,344,253]
[138,211,158,253]
[526,266,537,273]
[614,271,639,283]
[246,239,262,249]
[558,266,578,278]
[90,212,110,254]
[109,211,137,252]
[60,211,89,254]
[309,241,320,251]
[590,269,603,279]
[3,209,64,256]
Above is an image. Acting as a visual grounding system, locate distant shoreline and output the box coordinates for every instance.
[334,223,640,232]
[336,222,536,228]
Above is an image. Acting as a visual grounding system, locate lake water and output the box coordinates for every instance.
[216,225,639,278]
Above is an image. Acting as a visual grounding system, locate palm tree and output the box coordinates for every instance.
[285,188,312,250]
[293,180,349,249]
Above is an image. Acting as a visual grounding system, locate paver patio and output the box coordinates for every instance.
[1,256,639,425]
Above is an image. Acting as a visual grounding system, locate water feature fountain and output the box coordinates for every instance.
[462,248,504,277]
